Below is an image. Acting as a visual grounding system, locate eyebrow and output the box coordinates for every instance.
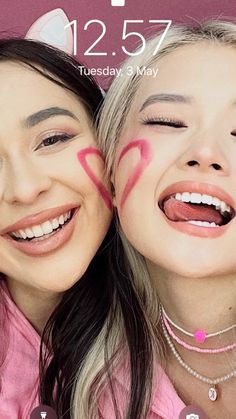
[139,94,193,112]
[23,107,79,128]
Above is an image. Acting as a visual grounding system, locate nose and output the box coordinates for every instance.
[176,133,230,175]
[2,157,52,205]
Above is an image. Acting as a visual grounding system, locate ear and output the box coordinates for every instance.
[25,8,73,55]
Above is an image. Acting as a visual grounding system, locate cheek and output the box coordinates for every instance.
[115,139,153,209]
[77,147,112,211]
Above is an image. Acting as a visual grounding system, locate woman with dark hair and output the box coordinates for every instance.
[0,39,153,419]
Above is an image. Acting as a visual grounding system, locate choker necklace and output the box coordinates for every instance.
[161,318,236,401]
[162,314,236,354]
[161,305,236,343]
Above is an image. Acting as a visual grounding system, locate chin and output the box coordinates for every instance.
[45,271,85,293]
[165,257,223,279]
[171,265,214,279]
[25,264,86,294]
[147,249,221,279]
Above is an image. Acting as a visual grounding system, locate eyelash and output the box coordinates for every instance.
[36,133,74,150]
[141,116,187,128]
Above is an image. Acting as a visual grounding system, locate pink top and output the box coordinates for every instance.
[0,280,40,419]
[99,358,185,419]
[0,279,185,419]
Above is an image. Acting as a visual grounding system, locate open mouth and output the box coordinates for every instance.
[8,208,77,242]
[159,192,235,228]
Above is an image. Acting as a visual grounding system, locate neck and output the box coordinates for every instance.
[147,263,236,413]
[147,262,236,333]
[6,276,62,335]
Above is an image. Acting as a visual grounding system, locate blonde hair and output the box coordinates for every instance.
[84,19,236,418]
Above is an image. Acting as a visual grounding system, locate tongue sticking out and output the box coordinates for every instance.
[163,197,223,225]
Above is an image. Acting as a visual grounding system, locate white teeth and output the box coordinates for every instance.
[220,201,227,213]
[41,221,53,235]
[190,193,202,204]
[12,231,21,238]
[202,194,212,205]
[19,229,27,239]
[64,211,70,222]
[212,197,220,207]
[182,192,191,202]
[32,225,44,238]
[52,218,59,229]
[187,220,218,227]
[11,210,72,240]
[59,215,64,225]
[174,192,232,215]
[175,193,182,201]
[200,194,210,205]
[25,228,34,238]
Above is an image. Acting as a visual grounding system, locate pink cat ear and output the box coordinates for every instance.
[25,8,73,55]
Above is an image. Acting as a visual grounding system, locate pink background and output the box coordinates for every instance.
[0,0,235,87]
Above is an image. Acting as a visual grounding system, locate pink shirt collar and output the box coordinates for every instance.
[108,357,186,419]
[151,364,185,418]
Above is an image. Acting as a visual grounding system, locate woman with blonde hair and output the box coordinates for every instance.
[98,20,236,418]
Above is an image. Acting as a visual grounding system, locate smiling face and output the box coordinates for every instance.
[113,43,236,278]
[0,61,112,292]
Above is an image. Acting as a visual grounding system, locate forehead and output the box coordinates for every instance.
[0,61,86,119]
[132,42,236,112]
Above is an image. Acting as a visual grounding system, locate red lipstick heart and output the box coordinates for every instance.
[117,139,152,208]
[77,147,112,211]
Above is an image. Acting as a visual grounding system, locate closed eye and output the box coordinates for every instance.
[141,117,187,128]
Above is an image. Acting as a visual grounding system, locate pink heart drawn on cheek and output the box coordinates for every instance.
[77,147,112,211]
[117,139,153,209]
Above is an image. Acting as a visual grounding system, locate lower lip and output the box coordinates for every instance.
[3,208,80,256]
[161,212,230,238]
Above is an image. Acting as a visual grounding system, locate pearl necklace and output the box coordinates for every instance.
[161,318,236,401]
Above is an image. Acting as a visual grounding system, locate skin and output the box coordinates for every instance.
[113,43,236,417]
[0,62,111,334]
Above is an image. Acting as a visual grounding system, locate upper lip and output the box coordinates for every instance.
[158,181,235,211]
[0,204,79,235]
